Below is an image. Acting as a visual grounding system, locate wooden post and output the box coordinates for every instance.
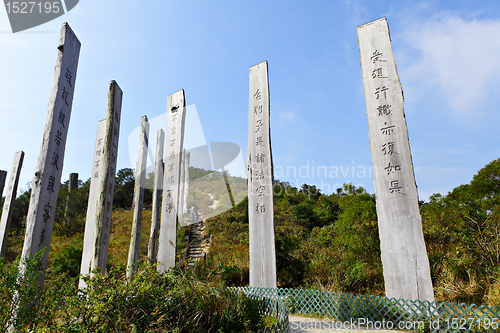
[182,152,190,219]
[222,167,235,208]
[64,172,79,222]
[18,23,80,288]
[0,171,6,199]
[78,120,105,289]
[357,17,434,301]
[246,61,277,288]
[0,151,25,258]
[68,173,78,190]
[157,89,186,273]
[127,116,149,281]
[148,129,165,265]
[177,149,186,225]
[90,81,122,276]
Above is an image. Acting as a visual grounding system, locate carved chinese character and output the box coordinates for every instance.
[382,142,396,155]
[170,139,176,147]
[43,203,52,223]
[166,176,175,184]
[254,105,262,114]
[256,153,265,163]
[256,185,266,197]
[171,113,178,122]
[253,89,262,100]
[389,180,403,193]
[47,176,56,193]
[381,122,395,136]
[372,68,387,79]
[371,50,386,63]
[65,67,73,87]
[171,127,176,135]
[168,152,175,160]
[255,136,264,146]
[255,170,265,180]
[385,162,401,175]
[93,171,99,178]
[61,86,69,105]
[55,130,62,145]
[51,152,60,170]
[166,202,174,213]
[377,104,392,116]
[166,189,171,198]
[375,86,389,99]
[255,119,263,133]
[58,110,66,128]
[39,229,46,247]
[168,164,175,172]
[255,203,265,214]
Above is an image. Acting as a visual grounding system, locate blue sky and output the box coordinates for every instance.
[1,0,500,201]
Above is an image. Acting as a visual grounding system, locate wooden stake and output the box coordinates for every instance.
[148,129,165,265]
[246,61,277,288]
[18,23,80,288]
[0,151,25,258]
[157,90,186,273]
[127,116,149,281]
[90,81,122,276]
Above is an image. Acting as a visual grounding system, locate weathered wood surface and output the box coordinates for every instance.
[78,120,105,289]
[90,81,122,276]
[19,23,80,288]
[0,171,6,199]
[157,89,186,273]
[127,116,149,281]
[246,61,277,288]
[64,172,79,221]
[68,173,78,191]
[0,151,25,258]
[182,152,190,219]
[148,129,165,265]
[177,149,186,224]
[357,17,434,301]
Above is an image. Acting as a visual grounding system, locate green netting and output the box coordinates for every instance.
[229,287,500,333]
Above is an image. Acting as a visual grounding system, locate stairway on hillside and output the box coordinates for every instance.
[185,221,210,269]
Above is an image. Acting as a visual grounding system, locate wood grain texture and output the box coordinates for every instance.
[0,151,24,258]
[127,116,149,281]
[157,89,186,273]
[357,17,434,301]
[246,61,277,288]
[19,23,80,288]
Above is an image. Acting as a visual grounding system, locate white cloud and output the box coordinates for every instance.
[399,15,500,114]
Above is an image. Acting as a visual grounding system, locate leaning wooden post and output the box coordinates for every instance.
[148,129,165,265]
[0,171,6,199]
[357,17,434,301]
[222,167,236,208]
[177,149,186,224]
[157,89,186,273]
[246,61,277,288]
[79,120,105,289]
[127,116,150,281]
[182,152,190,219]
[90,81,122,277]
[18,23,80,288]
[0,151,25,258]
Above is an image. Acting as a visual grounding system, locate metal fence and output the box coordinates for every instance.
[229,287,500,333]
